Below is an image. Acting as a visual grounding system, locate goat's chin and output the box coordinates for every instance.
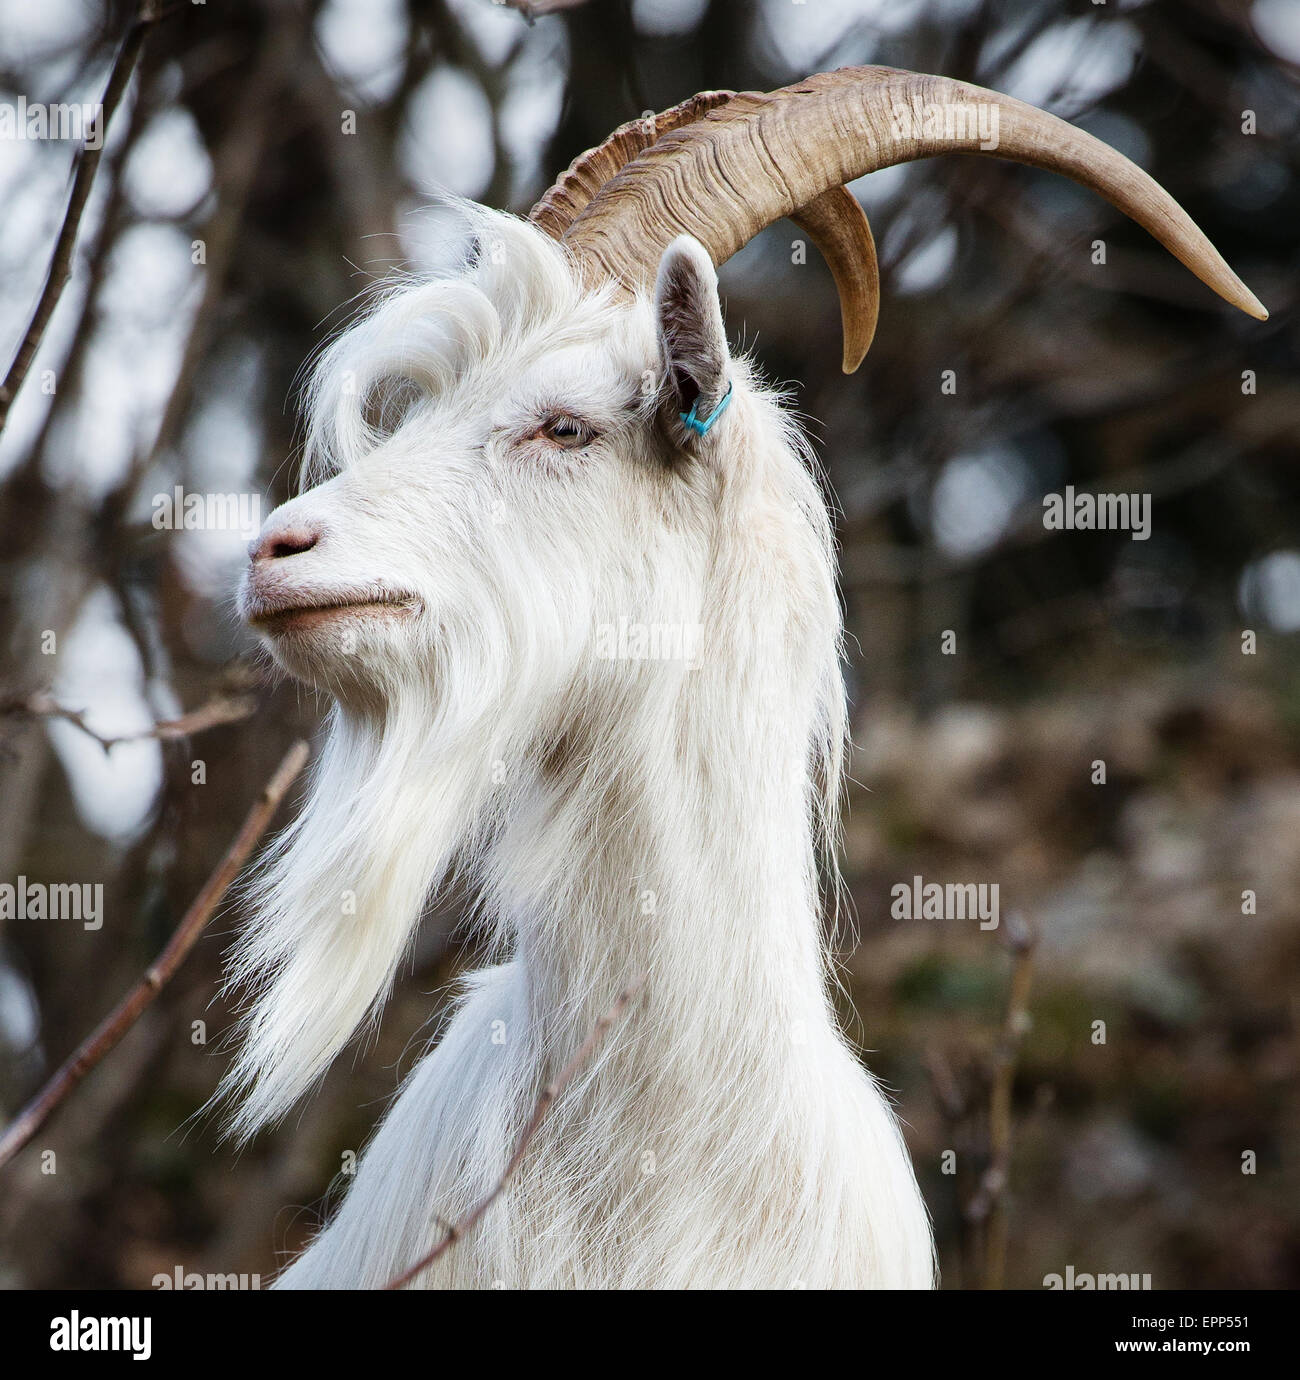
[252,605,419,695]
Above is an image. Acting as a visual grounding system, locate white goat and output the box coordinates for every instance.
[225,68,1264,1289]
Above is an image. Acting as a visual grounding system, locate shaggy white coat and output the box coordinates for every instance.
[223,210,935,1288]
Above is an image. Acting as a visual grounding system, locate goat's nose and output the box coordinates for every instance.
[248,523,321,563]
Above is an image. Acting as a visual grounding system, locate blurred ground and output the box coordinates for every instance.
[845,652,1300,1287]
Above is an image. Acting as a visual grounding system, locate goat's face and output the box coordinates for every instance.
[241,225,776,727]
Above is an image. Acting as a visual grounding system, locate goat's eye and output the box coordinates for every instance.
[538,413,595,448]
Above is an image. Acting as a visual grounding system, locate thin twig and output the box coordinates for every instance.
[129,18,298,487]
[0,1,168,436]
[8,81,147,495]
[384,971,649,1290]
[0,739,309,1169]
[0,691,259,754]
[967,912,1037,1288]
[497,0,588,23]
[925,913,1038,1288]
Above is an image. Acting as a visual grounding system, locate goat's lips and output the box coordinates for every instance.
[246,593,416,633]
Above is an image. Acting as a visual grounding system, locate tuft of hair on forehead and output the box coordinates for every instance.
[300,206,629,483]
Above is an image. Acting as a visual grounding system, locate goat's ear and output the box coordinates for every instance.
[653,235,730,441]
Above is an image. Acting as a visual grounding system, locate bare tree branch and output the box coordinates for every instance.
[0,1,170,436]
[497,0,588,24]
[923,912,1038,1289]
[966,912,1037,1289]
[384,970,649,1289]
[0,690,259,754]
[108,9,309,517]
[0,739,310,1170]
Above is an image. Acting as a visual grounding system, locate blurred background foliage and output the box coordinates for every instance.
[0,0,1297,1288]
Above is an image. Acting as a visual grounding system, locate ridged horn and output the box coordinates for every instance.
[530,92,736,240]
[530,92,880,371]
[560,65,1267,371]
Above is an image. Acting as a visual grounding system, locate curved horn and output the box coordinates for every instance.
[531,92,879,371]
[530,92,736,239]
[790,186,879,371]
[561,66,1267,371]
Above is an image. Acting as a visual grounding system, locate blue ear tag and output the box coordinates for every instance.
[680,382,734,437]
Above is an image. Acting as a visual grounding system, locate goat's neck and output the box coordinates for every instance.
[486,665,835,1078]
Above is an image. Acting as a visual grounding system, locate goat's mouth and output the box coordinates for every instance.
[246,591,419,634]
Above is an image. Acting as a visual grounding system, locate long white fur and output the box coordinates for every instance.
[223,209,935,1287]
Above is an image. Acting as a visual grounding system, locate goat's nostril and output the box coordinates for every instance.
[270,531,319,559]
[250,526,320,563]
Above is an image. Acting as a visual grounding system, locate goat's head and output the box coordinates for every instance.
[223,69,1265,1137]
[240,221,761,726]
[242,67,1264,721]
